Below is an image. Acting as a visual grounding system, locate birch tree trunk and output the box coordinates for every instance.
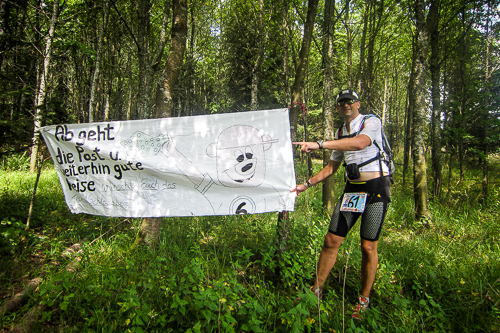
[382,76,388,126]
[282,0,291,104]
[322,0,336,211]
[428,0,442,198]
[411,0,430,220]
[458,9,467,183]
[135,0,188,248]
[345,0,353,86]
[403,61,413,186]
[29,0,60,173]
[482,8,492,203]
[357,1,368,92]
[363,0,376,112]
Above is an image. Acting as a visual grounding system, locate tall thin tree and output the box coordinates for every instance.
[136,0,188,247]
[30,0,60,173]
[279,0,319,256]
[89,0,110,123]
[428,0,442,198]
[250,0,269,111]
[411,0,430,219]
[289,0,319,141]
[322,0,336,210]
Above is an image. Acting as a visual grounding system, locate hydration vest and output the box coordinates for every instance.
[337,114,395,180]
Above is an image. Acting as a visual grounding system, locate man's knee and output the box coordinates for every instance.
[361,240,378,256]
[323,232,344,250]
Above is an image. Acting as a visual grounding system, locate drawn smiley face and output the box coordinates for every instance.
[223,145,259,184]
[207,125,277,188]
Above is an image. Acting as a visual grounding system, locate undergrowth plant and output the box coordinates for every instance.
[0,154,499,332]
[0,151,30,172]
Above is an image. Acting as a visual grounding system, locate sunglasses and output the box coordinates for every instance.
[337,99,358,106]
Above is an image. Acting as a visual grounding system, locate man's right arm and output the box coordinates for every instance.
[294,133,371,152]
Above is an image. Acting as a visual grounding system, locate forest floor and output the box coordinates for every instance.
[0,155,499,332]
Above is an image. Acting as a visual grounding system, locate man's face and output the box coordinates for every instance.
[336,99,360,119]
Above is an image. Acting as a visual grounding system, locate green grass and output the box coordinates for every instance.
[0,156,499,332]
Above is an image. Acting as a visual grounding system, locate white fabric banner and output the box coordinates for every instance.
[41,109,296,217]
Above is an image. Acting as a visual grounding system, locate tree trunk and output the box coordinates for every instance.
[382,76,388,126]
[428,0,442,198]
[103,85,111,121]
[391,57,400,154]
[137,0,152,120]
[363,0,375,111]
[289,0,319,141]
[322,0,336,211]
[282,0,291,103]
[403,59,414,185]
[136,0,188,248]
[411,0,430,220]
[29,0,60,173]
[345,0,353,86]
[251,0,267,111]
[155,0,188,119]
[89,0,109,123]
[362,0,385,113]
[482,7,492,203]
[457,8,467,183]
[357,1,369,92]
[185,2,196,116]
[279,0,319,260]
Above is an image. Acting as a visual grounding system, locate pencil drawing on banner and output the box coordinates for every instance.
[41,109,296,217]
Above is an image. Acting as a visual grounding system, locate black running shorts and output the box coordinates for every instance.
[328,176,391,241]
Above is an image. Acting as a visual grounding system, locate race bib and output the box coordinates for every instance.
[340,192,368,213]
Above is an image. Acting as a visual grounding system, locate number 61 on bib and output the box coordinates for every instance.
[340,192,368,213]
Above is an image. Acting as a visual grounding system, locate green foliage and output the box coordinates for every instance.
[0,218,32,254]
[1,159,500,332]
[0,151,30,172]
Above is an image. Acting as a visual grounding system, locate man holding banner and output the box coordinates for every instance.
[291,89,391,320]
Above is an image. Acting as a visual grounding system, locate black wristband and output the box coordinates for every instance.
[305,180,313,188]
[317,140,324,149]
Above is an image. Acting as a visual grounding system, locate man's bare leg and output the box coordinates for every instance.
[360,239,379,298]
[313,233,345,289]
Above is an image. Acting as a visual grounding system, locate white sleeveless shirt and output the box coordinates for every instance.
[330,114,389,174]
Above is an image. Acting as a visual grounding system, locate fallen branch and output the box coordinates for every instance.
[8,305,45,333]
[0,277,43,320]
[1,243,82,328]
[3,220,129,328]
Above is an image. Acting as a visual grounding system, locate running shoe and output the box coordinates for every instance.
[292,286,322,304]
[352,296,369,320]
[310,286,323,299]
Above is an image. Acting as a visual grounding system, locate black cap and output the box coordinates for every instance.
[336,89,360,102]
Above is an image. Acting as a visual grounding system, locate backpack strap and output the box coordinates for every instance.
[338,115,371,139]
[355,115,371,135]
[339,115,386,178]
[356,141,383,177]
[338,133,356,139]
